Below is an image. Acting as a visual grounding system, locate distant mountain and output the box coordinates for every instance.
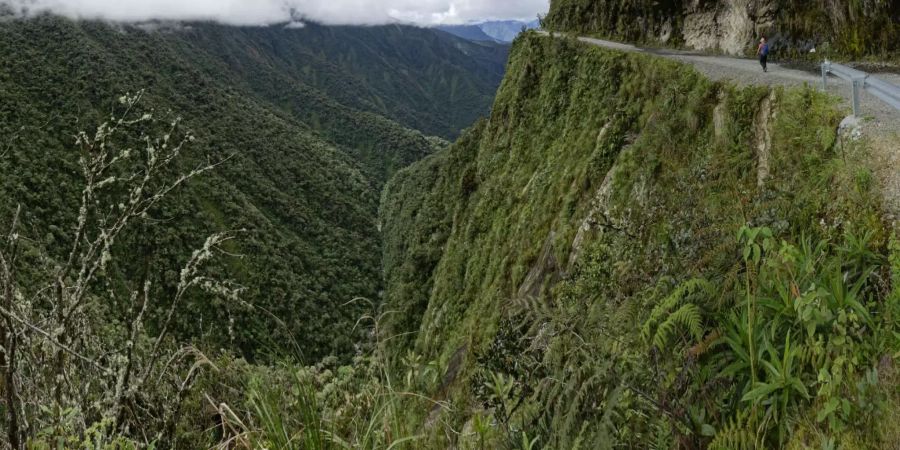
[262,23,510,140]
[436,24,497,42]
[479,20,541,42]
[437,19,540,43]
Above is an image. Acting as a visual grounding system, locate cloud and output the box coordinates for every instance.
[1,0,549,26]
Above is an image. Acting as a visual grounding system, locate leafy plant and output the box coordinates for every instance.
[741,332,810,445]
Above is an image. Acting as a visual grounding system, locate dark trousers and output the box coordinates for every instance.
[759,54,768,71]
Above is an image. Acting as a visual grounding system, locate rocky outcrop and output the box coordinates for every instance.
[544,0,899,58]
[679,0,775,55]
[517,232,562,301]
[755,90,776,188]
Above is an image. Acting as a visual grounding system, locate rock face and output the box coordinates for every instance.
[544,0,899,58]
[680,0,775,55]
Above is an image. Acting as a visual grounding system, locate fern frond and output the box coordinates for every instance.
[642,278,713,340]
[709,412,756,450]
[642,278,713,350]
[687,328,722,358]
[652,303,703,350]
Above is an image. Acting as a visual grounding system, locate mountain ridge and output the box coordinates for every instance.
[437,19,540,43]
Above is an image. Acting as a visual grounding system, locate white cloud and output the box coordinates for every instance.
[1,0,549,26]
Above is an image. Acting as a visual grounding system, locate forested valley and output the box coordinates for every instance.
[0,14,510,447]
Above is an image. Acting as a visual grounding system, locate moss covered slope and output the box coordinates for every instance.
[381,32,897,447]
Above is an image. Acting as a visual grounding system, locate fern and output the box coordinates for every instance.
[641,278,713,350]
[708,412,756,450]
[651,303,704,350]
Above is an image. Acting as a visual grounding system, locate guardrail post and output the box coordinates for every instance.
[822,61,900,116]
[851,77,863,117]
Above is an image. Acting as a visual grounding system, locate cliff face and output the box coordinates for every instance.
[380,31,897,448]
[681,0,774,54]
[543,0,899,58]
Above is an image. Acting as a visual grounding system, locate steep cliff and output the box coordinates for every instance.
[543,0,900,59]
[381,32,898,448]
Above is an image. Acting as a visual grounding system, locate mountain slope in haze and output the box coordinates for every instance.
[4,9,897,449]
[438,20,540,43]
[172,22,510,141]
[478,19,540,42]
[436,24,497,42]
[0,16,504,361]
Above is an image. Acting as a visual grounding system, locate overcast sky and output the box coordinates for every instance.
[2,0,549,26]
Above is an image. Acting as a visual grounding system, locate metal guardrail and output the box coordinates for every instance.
[821,60,900,116]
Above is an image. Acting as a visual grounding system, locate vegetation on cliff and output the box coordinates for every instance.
[376,32,899,448]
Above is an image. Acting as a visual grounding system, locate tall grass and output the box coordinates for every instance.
[219,308,438,450]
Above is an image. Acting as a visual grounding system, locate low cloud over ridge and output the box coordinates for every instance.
[1,0,548,26]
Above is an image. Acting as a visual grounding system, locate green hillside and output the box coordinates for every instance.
[167,22,509,141]
[378,32,899,448]
[0,16,503,362]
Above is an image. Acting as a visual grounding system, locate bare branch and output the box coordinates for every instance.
[141,232,239,384]
[0,304,112,376]
[1,92,235,443]
[0,204,23,449]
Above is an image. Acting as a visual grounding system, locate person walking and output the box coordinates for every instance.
[757,37,769,72]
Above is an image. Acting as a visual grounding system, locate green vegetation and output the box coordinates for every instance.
[2,8,897,449]
[0,16,505,362]
[543,0,900,59]
[376,32,899,448]
[167,21,509,143]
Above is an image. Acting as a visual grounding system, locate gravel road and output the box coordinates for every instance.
[568,35,900,125]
